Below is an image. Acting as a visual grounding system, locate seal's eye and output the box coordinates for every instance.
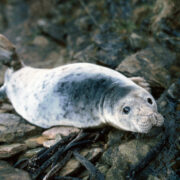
[123,106,131,114]
[147,98,153,105]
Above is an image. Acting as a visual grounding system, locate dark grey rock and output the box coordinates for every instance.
[5,0,28,28]
[0,160,31,180]
[102,138,159,179]
[59,147,103,176]
[0,113,41,143]
[0,143,27,159]
[116,46,176,92]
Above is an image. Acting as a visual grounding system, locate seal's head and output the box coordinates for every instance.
[102,85,164,133]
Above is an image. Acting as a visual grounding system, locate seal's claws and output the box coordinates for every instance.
[130,76,151,92]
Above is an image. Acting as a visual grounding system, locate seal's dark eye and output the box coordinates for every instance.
[123,106,131,114]
[147,98,153,105]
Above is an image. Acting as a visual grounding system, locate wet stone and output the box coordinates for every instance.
[32,35,49,47]
[0,113,41,143]
[102,138,159,179]
[25,136,48,148]
[0,160,31,180]
[5,0,28,28]
[59,147,103,176]
[0,143,27,159]
[0,103,14,113]
[42,126,80,139]
[19,147,44,159]
[0,66,7,85]
[106,129,130,147]
[116,46,176,90]
[147,175,161,180]
[43,135,62,148]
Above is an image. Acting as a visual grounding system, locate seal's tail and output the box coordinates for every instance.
[0,34,22,70]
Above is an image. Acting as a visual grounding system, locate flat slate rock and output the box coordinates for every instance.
[0,143,27,159]
[19,147,44,159]
[25,135,48,148]
[0,160,31,180]
[102,138,158,179]
[42,126,80,139]
[116,46,176,89]
[59,147,103,176]
[0,113,41,143]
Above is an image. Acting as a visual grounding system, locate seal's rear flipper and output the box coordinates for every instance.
[0,34,22,70]
[130,76,151,92]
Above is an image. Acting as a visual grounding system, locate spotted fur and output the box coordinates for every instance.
[3,63,164,133]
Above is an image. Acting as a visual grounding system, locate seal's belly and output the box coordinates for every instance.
[6,63,135,128]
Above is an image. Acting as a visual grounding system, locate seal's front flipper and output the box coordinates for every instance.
[130,76,151,92]
[0,85,7,101]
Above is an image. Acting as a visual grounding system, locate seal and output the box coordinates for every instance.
[1,63,164,133]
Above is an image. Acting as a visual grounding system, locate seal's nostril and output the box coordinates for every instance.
[147,98,153,105]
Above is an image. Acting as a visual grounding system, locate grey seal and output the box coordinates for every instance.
[0,63,164,133]
[0,34,163,133]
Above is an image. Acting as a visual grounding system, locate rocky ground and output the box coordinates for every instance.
[0,0,179,179]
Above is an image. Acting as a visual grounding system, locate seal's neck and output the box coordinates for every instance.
[100,84,135,125]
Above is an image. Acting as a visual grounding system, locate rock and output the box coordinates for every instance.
[42,126,80,148]
[59,147,103,176]
[5,0,28,28]
[59,156,79,176]
[106,129,131,147]
[128,33,148,51]
[0,113,41,143]
[0,103,14,113]
[116,46,176,93]
[32,35,49,47]
[42,127,80,148]
[28,0,54,19]
[95,163,109,175]
[0,160,31,180]
[147,175,160,180]
[38,20,67,45]
[151,0,180,35]
[102,138,159,179]
[44,51,61,65]
[106,168,125,180]
[43,135,62,148]
[19,147,43,159]
[0,66,6,85]
[73,44,97,64]
[0,143,27,159]
[107,128,161,148]
[25,136,48,148]
[150,0,180,52]
[0,3,7,32]
[92,32,133,68]
[74,32,143,69]
[42,126,80,139]
[74,16,94,31]
[0,32,15,51]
